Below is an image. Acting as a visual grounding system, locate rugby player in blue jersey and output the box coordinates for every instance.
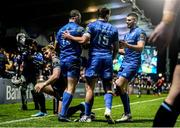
[63,7,119,124]
[56,9,84,122]
[115,12,146,122]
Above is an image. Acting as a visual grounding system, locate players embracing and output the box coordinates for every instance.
[59,7,146,123]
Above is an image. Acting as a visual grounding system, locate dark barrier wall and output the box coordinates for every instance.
[0,78,155,104]
[0,78,34,104]
[0,79,86,104]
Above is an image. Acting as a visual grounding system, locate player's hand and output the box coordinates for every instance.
[119,40,125,48]
[113,59,118,64]
[149,21,170,43]
[34,83,45,93]
[120,40,128,48]
[118,48,125,55]
[62,31,71,40]
[148,21,174,52]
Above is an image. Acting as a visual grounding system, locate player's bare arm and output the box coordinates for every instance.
[63,31,89,44]
[35,68,60,92]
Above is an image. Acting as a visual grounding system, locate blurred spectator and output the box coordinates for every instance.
[79,56,87,83]
[5,51,15,72]
[146,76,153,95]
[155,76,165,96]
[0,48,8,78]
[20,39,45,110]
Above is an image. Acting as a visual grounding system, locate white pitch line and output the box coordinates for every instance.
[94,116,180,123]
[0,115,55,125]
[0,97,165,125]
[92,97,165,111]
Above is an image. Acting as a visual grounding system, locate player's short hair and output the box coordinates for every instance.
[97,7,110,19]
[42,45,55,53]
[32,40,37,46]
[69,9,81,18]
[25,38,37,47]
[0,47,4,53]
[127,12,139,21]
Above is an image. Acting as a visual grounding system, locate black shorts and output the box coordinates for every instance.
[53,74,67,98]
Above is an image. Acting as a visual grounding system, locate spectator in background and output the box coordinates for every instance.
[155,75,165,96]
[5,51,14,72]
[20,39,45,111]
[146,76,153,95]
[79,56,87,83]
[0,48,8,78]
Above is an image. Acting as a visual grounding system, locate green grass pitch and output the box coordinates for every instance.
[0,94,180,127]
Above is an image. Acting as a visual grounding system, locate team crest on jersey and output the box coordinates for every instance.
[122,73,127,77]
[140,34,146,41]
[131,32,136,37]
[77,27,84,33]
[85,27,89,32]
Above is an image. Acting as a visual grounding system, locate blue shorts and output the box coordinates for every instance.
[85,55,113,80]
[118,63,139,81]
[60,58,80,79]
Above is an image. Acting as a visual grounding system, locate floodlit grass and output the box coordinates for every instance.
[0,94,180,127]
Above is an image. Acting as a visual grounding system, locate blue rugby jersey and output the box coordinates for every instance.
[56,22,84,61]
[122,26,146,66]
[85,20,119,57]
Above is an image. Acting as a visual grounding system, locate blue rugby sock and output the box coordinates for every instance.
[104,93,113,109]
[85,102,91,116]
[60,92,73,117]
[120,93,131,114]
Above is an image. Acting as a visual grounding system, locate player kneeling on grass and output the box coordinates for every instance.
[34,45,65,117]
[34,45,96,120]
